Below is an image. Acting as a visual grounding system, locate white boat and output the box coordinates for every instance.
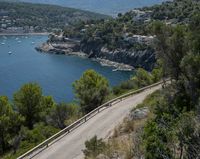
[31,42,35,44]
[1,43,5,45]
[8,51,12,54]
[18,41,22,43]
[112,69,118,72]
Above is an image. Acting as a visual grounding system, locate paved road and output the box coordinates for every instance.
[33,85,162,159]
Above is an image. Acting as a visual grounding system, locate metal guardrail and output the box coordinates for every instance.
[17,80,168,159]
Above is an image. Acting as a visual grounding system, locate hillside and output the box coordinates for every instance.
[142,0,200,24]
[20,0,167,16]
[37,0,200,71]
[82,2,200,159]
[0,1,109,33]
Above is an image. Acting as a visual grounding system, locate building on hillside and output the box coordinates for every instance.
[124,34,155,45]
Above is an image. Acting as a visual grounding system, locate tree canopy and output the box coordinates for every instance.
[73,69,110,113]
[13,83,54,129]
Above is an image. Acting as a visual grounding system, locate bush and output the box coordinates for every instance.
[48,103,79,129]
[83,136,107,159]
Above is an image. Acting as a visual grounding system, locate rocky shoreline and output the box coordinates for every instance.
[36,42,135,71]
[0,32,49,36]
[35,42,87,57]
[36,33,156,71]
[93,58,134,71]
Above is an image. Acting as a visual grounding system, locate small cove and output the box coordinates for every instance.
[0,35,133,102]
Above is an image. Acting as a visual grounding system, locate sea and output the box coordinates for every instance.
[0,35,132,102]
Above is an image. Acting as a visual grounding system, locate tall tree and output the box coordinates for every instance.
[0,96,23,154]
[73,70,110,113]
[131,68,153,88]
[13,83,49,129]
[48,103,70,129]
[143,14,200,159]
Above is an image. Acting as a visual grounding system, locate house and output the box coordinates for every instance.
[124,34,155,45]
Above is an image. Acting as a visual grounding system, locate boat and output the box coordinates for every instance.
[1,42,5,45]
[17,41,22,43]
[8,51,12,55]
[112,69,118,72]
[31,42,35,44]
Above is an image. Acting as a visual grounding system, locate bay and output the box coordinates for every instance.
[0,35,132,102]
[21,0,167,16]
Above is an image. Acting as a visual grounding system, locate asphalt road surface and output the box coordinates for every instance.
[33,84,162,159]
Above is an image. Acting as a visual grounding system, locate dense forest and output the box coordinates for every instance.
[142,0,200,23]
[0,1,109,32]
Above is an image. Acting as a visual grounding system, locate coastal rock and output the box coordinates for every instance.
[96,154,109,159]
[36,41,82,55]
[99,47,155,71]
[129,107,149,120]
[94,58,134,71]
[110,152,125,159]
[81,42,156,71]
[36,37,156,71]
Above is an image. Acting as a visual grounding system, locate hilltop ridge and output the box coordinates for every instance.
[0,1,109,33]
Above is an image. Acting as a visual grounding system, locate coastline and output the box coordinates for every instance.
[93,58,134,71]
[36,42,134,71]
[0,32,50,36]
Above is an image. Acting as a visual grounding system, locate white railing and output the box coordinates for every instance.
[17,80,168,159]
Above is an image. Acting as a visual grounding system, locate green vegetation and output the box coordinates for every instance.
[64,14,151,52]
[48,103,80,129]
[1,0,200,158]
[73,69,110,113]
[113,66,162,95]
[0,69,110,158]
[141,15,200,159]
[142,0,200,23]
[82,2,200,159]
[82,91,162,159]
[62,0,200,51]
[0,96,23,155]
[0,83,78,158]
[0,1,109,32]
[0,66,162,158]
[13,83,54,129]
[83,136,107,158]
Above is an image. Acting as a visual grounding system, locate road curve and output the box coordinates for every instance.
[33,84,162,159]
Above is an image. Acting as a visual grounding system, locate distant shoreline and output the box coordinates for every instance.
[0,32,50,36]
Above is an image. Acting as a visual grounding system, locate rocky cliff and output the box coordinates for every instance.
[36,37,156,71]
[81,45,155,71]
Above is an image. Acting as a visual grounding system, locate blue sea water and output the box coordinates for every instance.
[0,35,132,102]
[21,0,166,16]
